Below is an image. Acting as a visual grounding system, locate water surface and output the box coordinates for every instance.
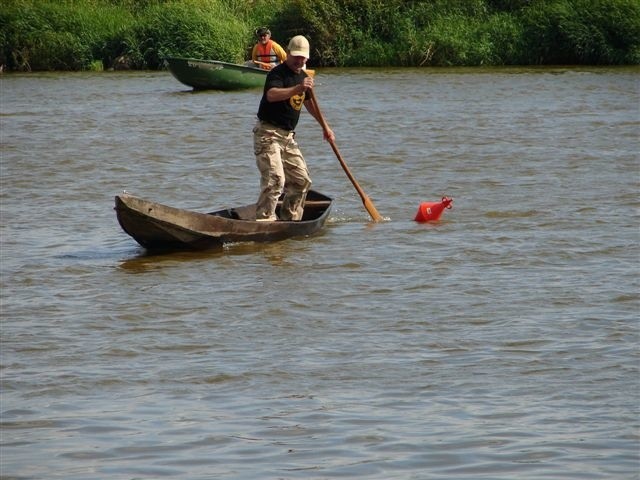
[1,66,639,479]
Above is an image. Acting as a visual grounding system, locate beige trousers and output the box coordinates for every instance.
[253,120,311,221]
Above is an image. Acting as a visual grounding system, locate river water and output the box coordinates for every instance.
[1,66,638,479]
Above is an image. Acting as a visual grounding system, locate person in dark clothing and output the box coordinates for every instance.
[253,35,335,221]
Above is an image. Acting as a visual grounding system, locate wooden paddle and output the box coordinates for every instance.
[252,60,274,69]
[307,88,383,223]
[253,60,316,77]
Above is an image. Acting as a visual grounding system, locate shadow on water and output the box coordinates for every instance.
[118,247,224,273]
[117,236,321,273]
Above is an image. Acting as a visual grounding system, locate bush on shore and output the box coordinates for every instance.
[1,0,638,72]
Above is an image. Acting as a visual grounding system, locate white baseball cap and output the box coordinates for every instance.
[287,35,310,58]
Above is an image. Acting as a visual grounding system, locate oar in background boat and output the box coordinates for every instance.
[253,60,317,77]
[252,60,274,69]
[307,88,383,223]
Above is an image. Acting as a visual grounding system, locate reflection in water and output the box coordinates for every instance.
[118,237,323,272]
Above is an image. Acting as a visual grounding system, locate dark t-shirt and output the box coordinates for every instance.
[257,63,308,131]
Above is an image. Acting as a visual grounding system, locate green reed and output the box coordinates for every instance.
[1,0,638,71]
[1,0,133,71]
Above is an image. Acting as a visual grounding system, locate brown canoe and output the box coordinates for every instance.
[115,190,332,250]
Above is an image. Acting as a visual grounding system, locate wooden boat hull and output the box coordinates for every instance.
[165,57,267,90]
[115,190,332,250]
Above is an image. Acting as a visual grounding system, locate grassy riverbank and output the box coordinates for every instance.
[2,0,638,71]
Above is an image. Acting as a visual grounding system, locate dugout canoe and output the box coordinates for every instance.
[165,57,267,90]
[115,190,332,250]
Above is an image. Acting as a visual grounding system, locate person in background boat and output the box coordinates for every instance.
[251,27,287,70]
[253,35,335,222]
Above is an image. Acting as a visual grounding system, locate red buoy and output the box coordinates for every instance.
[414,196,453,222]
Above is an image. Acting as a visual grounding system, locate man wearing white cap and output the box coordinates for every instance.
[253,35,335,221]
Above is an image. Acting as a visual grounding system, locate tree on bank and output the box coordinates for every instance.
[1,0,638,71]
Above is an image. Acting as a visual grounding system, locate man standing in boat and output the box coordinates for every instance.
[254,35,335,222]
[251,27,287,70]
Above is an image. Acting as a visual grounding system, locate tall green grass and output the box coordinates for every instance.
[133,1,248,69]
[1,0,638,71]
[1,0,135,70]
[517,0,640,64]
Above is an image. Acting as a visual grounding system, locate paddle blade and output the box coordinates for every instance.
[363,196,384,222]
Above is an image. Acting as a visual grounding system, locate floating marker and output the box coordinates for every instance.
[414,196,453,222]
